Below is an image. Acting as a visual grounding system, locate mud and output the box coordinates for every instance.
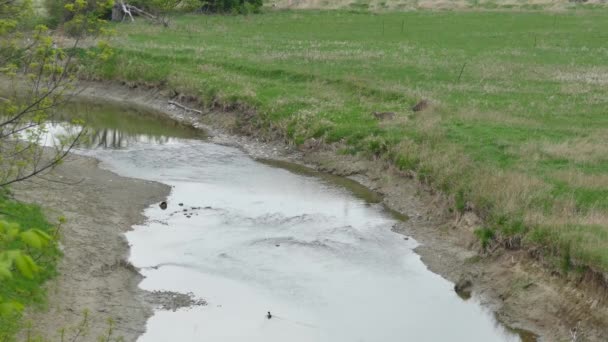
[14,154,170,341]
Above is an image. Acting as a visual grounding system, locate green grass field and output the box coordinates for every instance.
[91,9,608,274]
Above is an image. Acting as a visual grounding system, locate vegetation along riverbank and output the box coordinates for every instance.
[84,5,608,286]
[2,0,608,340]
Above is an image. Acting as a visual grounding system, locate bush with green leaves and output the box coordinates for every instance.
[0,220,53,315]
[0,195,62,341]
[200,0,263,14]
[44,0,114,29]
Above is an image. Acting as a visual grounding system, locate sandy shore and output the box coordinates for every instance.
[15,154,169,341]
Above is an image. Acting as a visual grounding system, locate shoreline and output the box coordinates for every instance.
[10,79,606,341]
[15,155,170,341]
[72,80,608,341]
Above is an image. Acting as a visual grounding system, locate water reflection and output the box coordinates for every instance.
[52,101,204,149]
[85,128,171,149]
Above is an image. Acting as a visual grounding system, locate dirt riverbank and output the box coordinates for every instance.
[68,80,608,341]
[13,154,172,341]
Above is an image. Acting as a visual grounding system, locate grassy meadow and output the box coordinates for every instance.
[90,9,608,274]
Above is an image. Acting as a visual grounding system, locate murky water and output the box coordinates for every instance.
[57,105,534,341]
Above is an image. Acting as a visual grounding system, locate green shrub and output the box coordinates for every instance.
[0,197,61,340]
[44,0,113,29]
[44,0,67,28]
[455,189,467,214]
[201,0,262,14]
[474,227,495,250]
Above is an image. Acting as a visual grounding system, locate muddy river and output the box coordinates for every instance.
[56,103,534,341]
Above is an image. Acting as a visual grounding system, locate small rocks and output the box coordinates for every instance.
[412,99,429,112]
[145,291,207,312]
[179,203,184,206]
[159,201,168,210]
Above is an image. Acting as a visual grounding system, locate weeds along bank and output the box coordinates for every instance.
[85,9,608,282]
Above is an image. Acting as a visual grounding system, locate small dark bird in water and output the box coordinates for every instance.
[159,201,167,210]
[267,311,272,319]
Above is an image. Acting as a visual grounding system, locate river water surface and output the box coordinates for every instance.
[60,103,533,342]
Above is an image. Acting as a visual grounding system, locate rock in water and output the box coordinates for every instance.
[454,277,473,299]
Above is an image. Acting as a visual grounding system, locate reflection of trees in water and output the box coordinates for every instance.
[84,128,172,149]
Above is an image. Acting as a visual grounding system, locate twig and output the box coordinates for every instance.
[570,321,581,342]
[168,100,203,115]
[0,129,85,187]
[457,62,467,82]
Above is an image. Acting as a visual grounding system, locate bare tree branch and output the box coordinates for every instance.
[0,128,85,187]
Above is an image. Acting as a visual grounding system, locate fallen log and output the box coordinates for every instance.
[112,2,158,22]
[120,0,134,22]
[127,5,157,20]
[168,100,203,115]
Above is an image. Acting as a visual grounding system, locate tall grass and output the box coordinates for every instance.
[88,9,608,274]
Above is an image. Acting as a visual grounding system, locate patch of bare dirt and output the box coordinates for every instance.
[14,154,171,341]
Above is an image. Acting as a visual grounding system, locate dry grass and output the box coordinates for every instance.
[472,170,551,215]
[267,0,607,11]
[540,132,608,163]
[527,204,608,227]
[552,170,608,189]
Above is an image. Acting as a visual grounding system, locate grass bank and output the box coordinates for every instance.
[86,9,608,277]
[267,0,608,11]
[0,191,60,341]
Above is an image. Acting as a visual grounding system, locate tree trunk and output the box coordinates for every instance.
[111,5,124,22]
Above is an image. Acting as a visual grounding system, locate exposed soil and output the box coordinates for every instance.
[13,154,174,341]
[69,80,608,341]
